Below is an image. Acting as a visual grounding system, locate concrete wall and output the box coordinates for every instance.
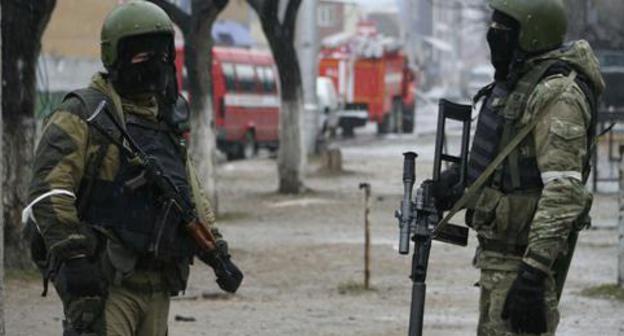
[42,0,117,59]
[220,0,250,25]
[43,0,265,59]
[318,1,345,40]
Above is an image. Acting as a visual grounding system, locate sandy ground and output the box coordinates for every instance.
[6,128,624,336]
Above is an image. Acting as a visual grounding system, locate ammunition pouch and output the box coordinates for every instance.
[470,187,502,233]
[471,187,539,252]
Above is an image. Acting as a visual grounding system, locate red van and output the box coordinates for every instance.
[175,45,280,160]
[212,47,280,159]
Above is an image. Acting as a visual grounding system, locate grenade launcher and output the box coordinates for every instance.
[395,99,472,336]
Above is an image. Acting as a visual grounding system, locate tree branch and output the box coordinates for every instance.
[147,0,191,35]
[214,0,229,11]
[192,0,218,23]
[33,0,57,39]
[246,0,264,14]
[282,0,301,40]
[265,0,279,21]
[247,0,278,23]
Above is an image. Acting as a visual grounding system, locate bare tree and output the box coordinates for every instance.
[148,0,228,210]
[247,0,305,194]
[2,0,56,269]
[566,0,624,49]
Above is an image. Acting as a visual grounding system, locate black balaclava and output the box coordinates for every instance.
[111,33,177,100]
[487,10,520,81]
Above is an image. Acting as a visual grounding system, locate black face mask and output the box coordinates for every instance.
[487,11,520,81]
[111,34,176,99]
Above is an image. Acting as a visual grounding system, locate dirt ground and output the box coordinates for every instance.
[6,130,624,335]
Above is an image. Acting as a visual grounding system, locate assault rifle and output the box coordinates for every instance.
[86,100,242,293]
[395,99,472,336]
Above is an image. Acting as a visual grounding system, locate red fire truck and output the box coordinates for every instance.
[175,45,280,160]
[319,22,416,134]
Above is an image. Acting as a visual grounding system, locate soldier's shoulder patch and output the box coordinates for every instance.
[523,75,585,126]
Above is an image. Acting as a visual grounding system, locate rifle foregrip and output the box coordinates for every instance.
[186,219,217,252]
[399,216,411,255]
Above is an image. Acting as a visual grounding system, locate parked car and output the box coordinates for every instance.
[316,76,339,137]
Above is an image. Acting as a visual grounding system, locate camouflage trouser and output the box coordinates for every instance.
[60,270,170,336]
[477,269,560,336]
[103,271,170,336]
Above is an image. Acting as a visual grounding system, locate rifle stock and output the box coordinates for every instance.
[186,219,217,252]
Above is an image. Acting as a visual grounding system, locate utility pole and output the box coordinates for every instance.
[296,0,319,154]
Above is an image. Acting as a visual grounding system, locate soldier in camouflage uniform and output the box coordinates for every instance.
[430,0,605,335]
[23,1,242,335]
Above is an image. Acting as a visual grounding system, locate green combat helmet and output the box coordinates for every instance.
[488,0,567,52]
[100,0,175,68]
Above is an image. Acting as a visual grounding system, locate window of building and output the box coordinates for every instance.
[318,4,336,28]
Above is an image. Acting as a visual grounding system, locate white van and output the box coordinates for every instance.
[316,76,340,136]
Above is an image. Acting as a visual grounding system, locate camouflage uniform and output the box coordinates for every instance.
[26,72,222,335]
[472,41,604,336]
[24,2,242,334]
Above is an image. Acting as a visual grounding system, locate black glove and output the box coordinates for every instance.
[199,240,244,293]
[423,166,463,211]
[501,263,548,334]
[57,257,106,298]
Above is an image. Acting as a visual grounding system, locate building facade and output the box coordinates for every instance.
[318,0,359,41]
[42,0,118,59]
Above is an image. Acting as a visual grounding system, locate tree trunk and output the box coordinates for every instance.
[2,0,56,269]
[146,0,227,211]
[186,2,220,211]
[275,52,305,193]
[248,0,305,194]
[268,22,305,193]
[278,95,305,193]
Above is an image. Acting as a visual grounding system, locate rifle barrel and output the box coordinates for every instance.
[408,282,426,336]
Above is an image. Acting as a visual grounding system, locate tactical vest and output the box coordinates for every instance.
[63,89,196,261]
[467,59,598,193]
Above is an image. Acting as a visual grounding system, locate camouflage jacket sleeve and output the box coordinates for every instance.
[522,75,593,273]
[187,159,223,241]
[26,106,97,260]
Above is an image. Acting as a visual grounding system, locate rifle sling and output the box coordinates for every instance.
[432,70,578,239]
